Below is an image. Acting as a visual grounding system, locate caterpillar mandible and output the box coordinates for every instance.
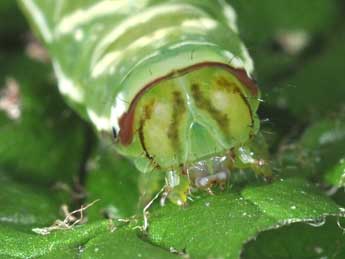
[19,0,271,206]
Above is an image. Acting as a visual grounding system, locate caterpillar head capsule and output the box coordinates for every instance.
[115,62,265,205]
[18,0,271,206]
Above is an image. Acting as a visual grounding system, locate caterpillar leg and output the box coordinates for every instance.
[189,155,231,191]
[161,155,232,206]
[232,134,272,179]
[140,133,272,214]
[163,170,190,206]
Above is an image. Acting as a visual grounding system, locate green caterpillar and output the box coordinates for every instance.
[19,0,271,206]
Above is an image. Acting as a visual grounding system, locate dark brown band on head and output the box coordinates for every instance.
[118,62,259,146]
[118,111,134,146]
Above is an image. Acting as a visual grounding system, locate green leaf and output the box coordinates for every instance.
[0,220,109,258]
[266,29,345,120]
[241,178,340,220]
[81,228,181,259]
[0,54,87,184]
[148,178,344,259]
[0,173,62,228]
[243,218,345,259]
[86,149,140,221]
[0,172,106,259]
[324,158,345,187]
[232,0,340,84]
[232,0,338,46]
[2,1,345,259]
[277,117,345,180]
[0,0,26,45]
[38,248,80,259]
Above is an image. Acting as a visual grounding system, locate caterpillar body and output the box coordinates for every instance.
[19,0,270,205]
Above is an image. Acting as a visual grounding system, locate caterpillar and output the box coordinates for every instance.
[19,0,271,206]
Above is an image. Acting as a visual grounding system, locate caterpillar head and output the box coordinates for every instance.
[114,62,260,175]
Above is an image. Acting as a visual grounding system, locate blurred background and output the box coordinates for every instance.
[0,0,345,258]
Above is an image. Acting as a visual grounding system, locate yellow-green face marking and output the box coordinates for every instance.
[117,63,260,174]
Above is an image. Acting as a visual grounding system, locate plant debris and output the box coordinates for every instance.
[25,34,50,63]
[0,77,21,120]
[32,199,100,235]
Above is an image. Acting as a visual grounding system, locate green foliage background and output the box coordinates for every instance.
[0,0,345,258]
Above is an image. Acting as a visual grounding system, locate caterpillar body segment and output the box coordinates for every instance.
[19,0,271,205]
